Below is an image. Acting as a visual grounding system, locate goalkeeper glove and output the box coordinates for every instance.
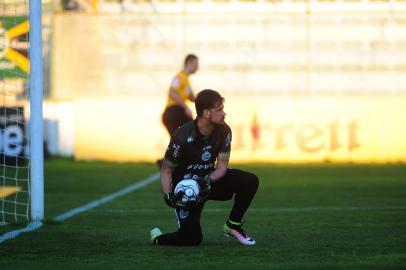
[163,192,176,208]
[163,191,190,209]
[200,175,213,199]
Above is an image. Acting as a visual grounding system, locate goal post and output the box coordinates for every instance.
[0,0,44,224]
[29,0,44,221]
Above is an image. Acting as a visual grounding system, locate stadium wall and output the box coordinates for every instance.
[49,12,406,163]
[42,97,406,163]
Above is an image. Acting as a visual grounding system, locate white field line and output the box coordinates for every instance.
[54,172,159,222]
[88,206,406,213]
[0,172,159,244]
[0,221,43,244]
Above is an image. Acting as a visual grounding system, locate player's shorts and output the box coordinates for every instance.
[162,105,193,135]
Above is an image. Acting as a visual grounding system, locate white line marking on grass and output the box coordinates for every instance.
[0,221,43,244]
[54,172,160,222]
[0,172,159,244]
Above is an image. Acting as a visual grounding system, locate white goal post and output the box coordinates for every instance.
[29,0,44,221]
[0,0,44,224]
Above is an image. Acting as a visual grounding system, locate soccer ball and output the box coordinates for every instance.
[174,179,200,206]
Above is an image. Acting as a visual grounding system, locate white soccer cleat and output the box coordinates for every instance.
[150,227,162,244]
[224,223,256,246]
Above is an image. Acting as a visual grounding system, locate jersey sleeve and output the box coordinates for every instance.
[171,76,180,89]
[171,74,186,92]
[164,131,184,167]
[219,126,232,156]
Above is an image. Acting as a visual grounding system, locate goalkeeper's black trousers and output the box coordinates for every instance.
[154,168,259,246]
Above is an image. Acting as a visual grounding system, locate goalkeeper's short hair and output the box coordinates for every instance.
[195,89,225,117]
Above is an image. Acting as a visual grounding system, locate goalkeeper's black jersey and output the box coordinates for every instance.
[164,119,232,185]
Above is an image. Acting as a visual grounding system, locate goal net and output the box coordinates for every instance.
[0,0,44,224]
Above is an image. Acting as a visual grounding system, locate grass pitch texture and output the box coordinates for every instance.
[1,159,405,269]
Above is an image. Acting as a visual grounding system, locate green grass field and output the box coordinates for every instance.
[1,159,406,269]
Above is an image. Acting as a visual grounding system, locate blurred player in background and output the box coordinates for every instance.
[162,53,199,134]
[157,54,199,168]
[151,89,259,246]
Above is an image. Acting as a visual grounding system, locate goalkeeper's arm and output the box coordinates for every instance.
[160,159,176,208]
[200,153,230,199]
[208,153,229,183]
[160,159,175,193]
[161,159,190,208]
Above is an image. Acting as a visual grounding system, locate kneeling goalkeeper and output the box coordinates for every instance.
[151,89,259,246]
